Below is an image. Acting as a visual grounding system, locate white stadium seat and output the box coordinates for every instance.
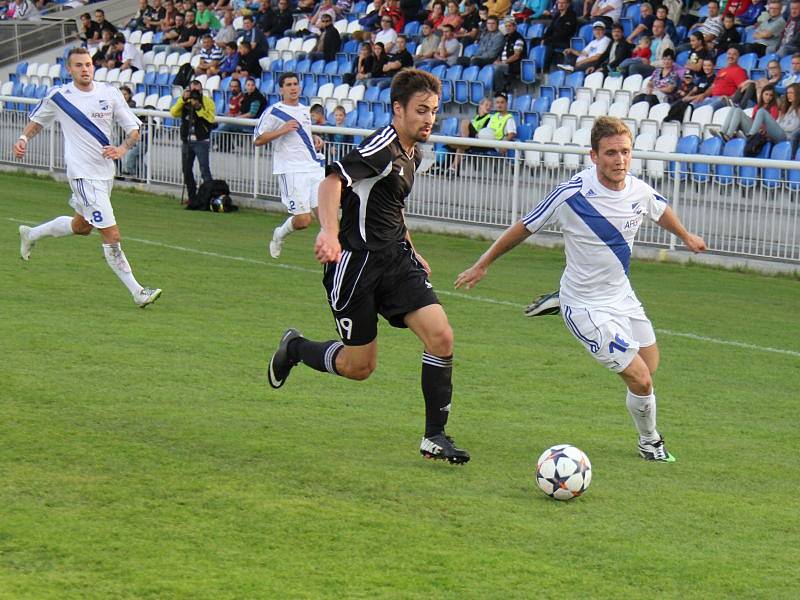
[128,30,142,45]
[132,91,145,107]
[140,31,153,45]
[630,132,656,177]
[205,75,221,91]
[622,74,643,93]
[346,20,362,34]
[301,37,317,53]
[647,133,678,179]
[608,100,628,119]
[627,101,650,125]
[603,74,623,93]
[334,19,348,34]
[94,67,108,82]
[544,125,573,169]
[156,94,172,110]
[526,124,553,167]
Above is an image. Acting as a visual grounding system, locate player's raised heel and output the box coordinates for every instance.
[268,328,302,389]
[19,225,34,261]
[638,436,676,462]
[135,287,162,307]
[524,291,561,317]
[420,434,470,465]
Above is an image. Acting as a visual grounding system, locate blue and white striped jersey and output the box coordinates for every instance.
[254,101,325,174]
[523,166,668,307]
[30,81,140,180]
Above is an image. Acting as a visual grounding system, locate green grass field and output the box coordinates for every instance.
[1,171,798,598]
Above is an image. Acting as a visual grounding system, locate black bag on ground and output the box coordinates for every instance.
[188,179,237,212]
[744,132,767,157]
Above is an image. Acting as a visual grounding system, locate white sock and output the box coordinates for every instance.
[29,216,73,241]
[626,389,659,443]
[273,216,295,242]
[103,243,143,296]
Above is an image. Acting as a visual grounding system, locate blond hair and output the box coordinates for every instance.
[591,117,633,152]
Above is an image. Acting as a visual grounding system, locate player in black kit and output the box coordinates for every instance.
[267,69,470,465]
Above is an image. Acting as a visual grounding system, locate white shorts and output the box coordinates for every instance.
[277,171,324,215]
[68,178,116,229]
[561,295,656,373]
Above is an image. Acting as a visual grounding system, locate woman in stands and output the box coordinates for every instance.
[632,49,680,108]
[742,82,800,145]
[371,41,389,77]
[666,57,716,121]
[426,2,446,30]
[343,42,377,85]
[715,84,779,141]
[684,32,712,74]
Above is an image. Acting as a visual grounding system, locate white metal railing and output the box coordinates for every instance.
[1,96,799,264]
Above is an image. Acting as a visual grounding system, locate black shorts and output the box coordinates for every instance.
[322,241,440,346]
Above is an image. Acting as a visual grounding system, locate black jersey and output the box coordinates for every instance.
[329,124,422,252]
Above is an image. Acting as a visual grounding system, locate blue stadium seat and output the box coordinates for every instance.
[525,23,545,39]
[564,71,584,89]
[283,58,297,72]
[571,37,585,52]
[403,21,420,36]
[296,58,311,74]
[547,70,565,88]
[344,111,357,127]
[431,64,447,81]
[619,18,633,38]
[520,59,536,85]
[717,138,745,185]
[34,84,47,98]
[22,83,36,97]
[523,112,539,129]
[788,147,800,190]
[578,23,593,44]
[676,50,689,66]
[469,65,494,104]
[269,59,284,73]
[512,94,532,114]
[675,25,687,43]
[533,92,552,112]
[455,65,479,104]
[378,86,391,109]
[214,95,225,115]
[762,140,793,189]
[463,43,479,58]
[758,53,779,69]
[357,111,373,129]
[671,135,700,179]
[740,141,770,188]
[516,23,528,38]
[529,45,546,73]
[353,0,367,14]
[440,80,452,104]
[623,2,640,21]
[780,54,793,72]
[364,85,381,110]
[373,106,391,127]
[439,116,459,137]
[692,137,724,183]
[302,77,317,97]
[516,123,532,142]
[444,65,462,82]
[739,53,757,75]
[342,39,359,54]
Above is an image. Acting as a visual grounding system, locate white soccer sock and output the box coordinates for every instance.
[102,243,143,296]
[626,389,660,443]
[273,216,295,242]
[29,216,74,241]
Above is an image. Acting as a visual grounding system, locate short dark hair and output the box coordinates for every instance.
[80,12,90,19]
[226,42,237,50]
[245,76,256,85]
[67,46,92,64]
[494,91,508,100]
[310,103,325,115]
[390,68,441,109]
[279,71,299,87]
[661,48,675,59]
[95,8,105,15]
[243,15,254,22]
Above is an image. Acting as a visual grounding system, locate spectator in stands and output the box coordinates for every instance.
[326,105,354,163]
[238,15,269,56]
[297,0,316,14]
[778,1,800,57]
[380,34,414,79]
[159,0,178,33]
[631,35,652,63]
[582,0,621,31]
[195,34,223,75]
[215,10,237,46]
[375,15,399,52]
[511,0,548,23]
[426,1,446,30]
[358,0,385,33]
[400,0,423,25]
[715,84,779,140]
[310,104,327,128]
[632,48,680,107]
[93,9,118,36]
[414,22,441,64]
[120,86,136,108]
[558,20,610,72]
[541,0,578,69]
[477,92,517,155]
[735,0,785,57]
[93,29,117,68]
[484,0,511,20]
[371,41,389,76]
[169,10,201,54]
[309,0,338,34]
[225,78,245,120]
[691,0,724,47]
[599,22,632,75]
[459,0,481,42]
[704,47,748,109]
[740,82,800,144]
[381,0,405,32]
[195,0,221,32]
[662,0,682,25]
[655,5,678,43]
[440,0,463,32]
[217,77,265,147]
[684,33,712,74]
[463,15,504,67]
[217,41,240,77]
[334,0,353,19]
[430,23,462,66]
[79,12,101,45]
[626,2,656,44]
[258,0,290,38]
[307,14,342,63]
[714,11,742,54]
[493,18,525,93]
[129,0,156,32]
[723,0,753,20]
[448,96,492,173]
[233,40,262,79]
[625,19,674,78]
[113,33,145,72]
[170,82,216,206]
[778,54,800,93]
[665,58,716,121]
[734,58,781,105]
[344,41,377,84]
[476,5,490,37]
[144,0,166,32]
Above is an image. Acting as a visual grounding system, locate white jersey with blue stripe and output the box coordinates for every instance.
[254,101,325,175]
[522,166,668,308]
[29,82,141,181]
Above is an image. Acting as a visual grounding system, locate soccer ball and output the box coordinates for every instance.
[535,444,592,500]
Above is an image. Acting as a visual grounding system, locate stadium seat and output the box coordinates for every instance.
[564,127,590,170]
[689,104,714,135]
[627,101,650,124]
[357,111,374,129]
[692,136,724,183]
[583,70,604,93]
[544,125,572,169]
[547,69,565,88]
[205,75,221,92]
[716,138,746,186]
[132,91,146,107]
[520,60,536,85]
[531,95,550,115]
[630,132,656,177]
[603,74,623,93]
[94,67,108,82]
[512,94,532,115]
[469,65,494,104]
[588,98,609,118]
[526,124,553,168]
[648,102,670,124]
[762,140,793,189]
[646,134,678,179]
[622,74,643,93]
[346,20,362,34]
[529,45,546,73]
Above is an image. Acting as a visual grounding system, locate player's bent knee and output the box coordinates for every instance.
[341,360,376,381]
[427,325,454,357]
[292,213,313,229]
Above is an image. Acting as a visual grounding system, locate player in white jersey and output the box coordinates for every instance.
[253,72,325,259]
[455,117,706,462]
[14,47,161,307]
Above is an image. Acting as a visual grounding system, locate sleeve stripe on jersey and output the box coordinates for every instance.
[50,91,111,147]
[522,181,582,227]
[333,160,353,187]
[358,127,396,157]
[653,192,669,204]
[358,126,393,153]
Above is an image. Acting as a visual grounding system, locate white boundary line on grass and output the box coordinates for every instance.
[8,217,800,358]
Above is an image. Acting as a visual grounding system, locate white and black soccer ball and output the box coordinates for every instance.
[535,444,592,501]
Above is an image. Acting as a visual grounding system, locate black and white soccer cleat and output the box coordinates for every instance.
[267,328,302,389]
[420,434,471,465]
[638,436,676,463]
[524,291,561,317]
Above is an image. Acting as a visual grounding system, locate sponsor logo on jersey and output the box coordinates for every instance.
[585,188,597,197]
[99,100,110,111]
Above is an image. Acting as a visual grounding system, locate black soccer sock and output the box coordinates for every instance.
[421,352,453,438]
[288,337,343,375]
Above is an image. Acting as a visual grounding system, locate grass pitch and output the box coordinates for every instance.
[1,171,798,598]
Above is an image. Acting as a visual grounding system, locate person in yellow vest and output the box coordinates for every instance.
[476,91,517,156]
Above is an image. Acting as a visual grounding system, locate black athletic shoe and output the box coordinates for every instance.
[267,328,302,389]
[638,436,676,463]
[420,434,471,464]
[524,291,561,317]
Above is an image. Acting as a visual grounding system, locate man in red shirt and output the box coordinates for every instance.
[706,46,747,109]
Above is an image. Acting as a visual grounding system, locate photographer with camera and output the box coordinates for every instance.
[170,80,216,205]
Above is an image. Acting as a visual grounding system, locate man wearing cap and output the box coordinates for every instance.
[558,20,610,72]
[493,18,526,92]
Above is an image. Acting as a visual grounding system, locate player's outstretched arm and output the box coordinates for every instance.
[454,221,532,289]
[657,206,707,253]
[314,174,343,264]
[13,122,43,159]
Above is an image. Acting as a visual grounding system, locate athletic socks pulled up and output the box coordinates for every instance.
[422,352,453,438]
[626,389,659,443]
[30,216,73,241]
[102,242,143,297]
[288,337,343,375]
[273,216,295,242]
